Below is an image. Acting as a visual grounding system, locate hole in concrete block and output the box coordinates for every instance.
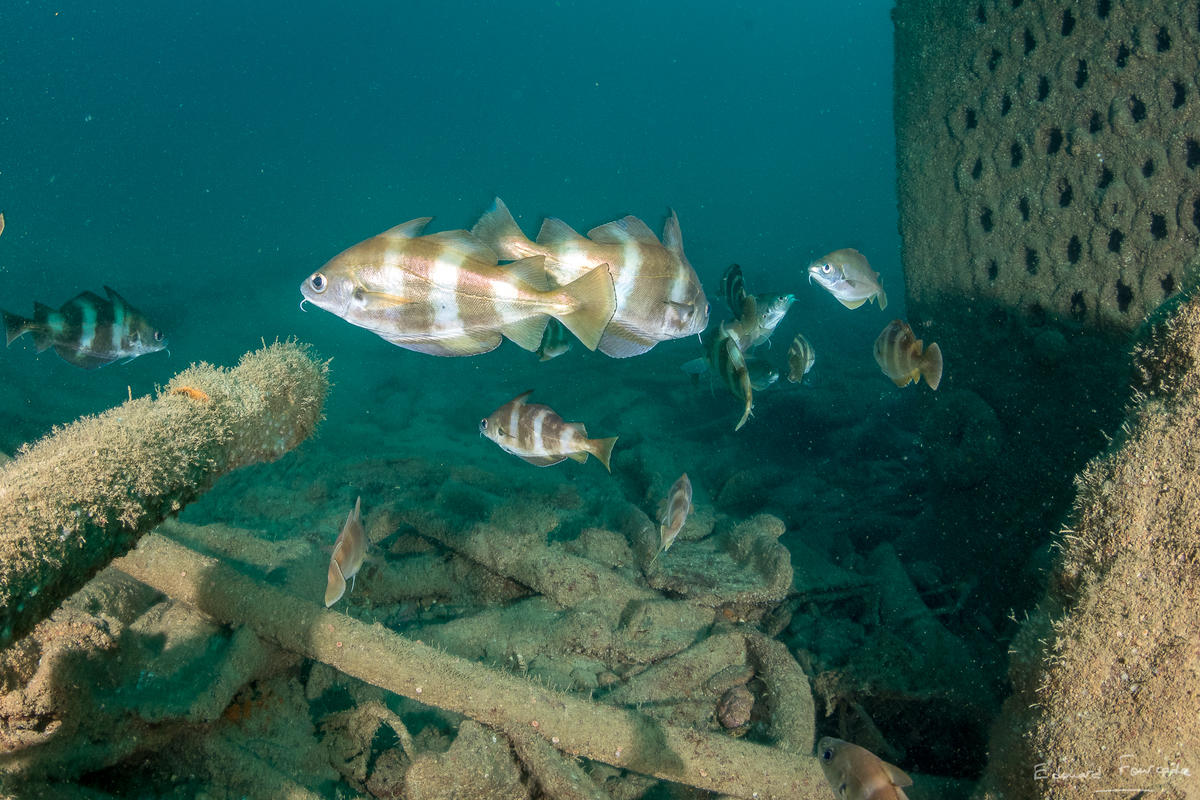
[1012,0,1022,8]
[1025,247,1039,274]
[988,48,1002,72]
[1037,75,1050,101]
[1116,280,1133,312]
[1059,181,1074,207]
[1075,59,1089,88]
[1097,0,1111,20]
[988,259,998,280]
[1046,128,1063,154]
[972,157,982,180]
[1130,95,1147,122]
[1067,235,1082,263]
[1157,26,1171,52]
[1142,158,1155,178]
[1089,110,1103,133]
[1151,213,1167,239]
[1001,93,1012,115]
[1011,141,1024,168]
[1070,291,1087,320]
[1173,80,1186,109]
[976,4,987,23]
[1162,273,1176,294]
[1024,29,1037,55]
[980,207,994,232]
[1108,229,1124,253]
[965,107,977,129]
[1187,138,1200,169]
[1028,303,1046,325]
[1115,42,1129,69]
[1062,9,1076,35]
[1098,167,1113,189]
[1019,197,1030,221]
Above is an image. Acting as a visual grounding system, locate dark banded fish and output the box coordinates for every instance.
[817,737,912,800]
[706,323,753,431]
[787,333,815,384]
[650,473,692,566]
[325,496,368,607]
[719,263,747,314]
[480,390,617,470]
[2,286,167,369]
[471,198,708,358]
[535,318,572,361]
[873,319,942,390]
[808,248,887,310]
[300,217,616,357]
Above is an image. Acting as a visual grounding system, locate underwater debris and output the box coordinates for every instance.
[0,340,328,648]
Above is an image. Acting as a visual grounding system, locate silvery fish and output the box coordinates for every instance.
[808,248,887,310]
[787,333,816,384]
[325,496,368,607]
[874,319,942,390]
[745,357,779,391]
[817,737,912,800]
[2,286,167,369]
[481,390,617,470]
[471,198,708,358]
[706,323,753,431]
[535,318,572,361]
[300,217,616,357]
[650,473,692,566]
[725,293,795,352]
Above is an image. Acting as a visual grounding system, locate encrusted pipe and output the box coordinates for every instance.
[0,341,328,647]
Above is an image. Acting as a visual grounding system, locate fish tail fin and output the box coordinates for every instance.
[554,264,616,351]
[648,547,662,568]
[2,310,33,347]
[588,435,618,472]
[877,287,888,310]
[922,342,943,390]
[471,197,541,261]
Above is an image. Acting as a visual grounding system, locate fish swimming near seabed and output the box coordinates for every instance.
[650,473,692,566]
[471,198,708,357]
[808,248,887,310]
[706,323,754,430]
[745,357,779,391]
[2,286,167,369]
[873,319,942,390]
[787,333,816,383]
[536,318,572,361]
[300,217,616,357]
[817,737,912,800]
[325,496,368,607]
[480,390,618,470]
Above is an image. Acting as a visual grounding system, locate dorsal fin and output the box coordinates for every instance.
[587,215,660,245]
[662,209,684,255]
[425,229,499,263]
[510,389,535,406]
[536,217,590,248]
[379,217,433,239]
[103,285,131,310]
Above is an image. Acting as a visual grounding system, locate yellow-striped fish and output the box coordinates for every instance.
[480,390,617,470]
[808,248,887,310]
[325,496,368,607]
[873,319,942,390]
[817,737,912,800]
[650,473,692,565]
[472,198,708,358]
[300,217,616,357]
[787,333,815,383]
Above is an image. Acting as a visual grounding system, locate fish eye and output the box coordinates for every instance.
[821,264,833,274]
[479,419,488,430]
[309,273,328,293]
[821,748,834,761]
[153,330,164,342]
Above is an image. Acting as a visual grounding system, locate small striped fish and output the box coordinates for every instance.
[2,286,167,369]
[325,496,368,607]
[535,318,572,361]
[719,263,748,314]
[706,323,753,431]
[818,737,912,800]
[808,248,887,310]
[471,198,708,358]
[300,217,616,357]
[786,333,816,384]
[650,473,692,566]
[480,390,617,470]
[873,319,942,390]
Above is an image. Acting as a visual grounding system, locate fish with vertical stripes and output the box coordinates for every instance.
[2,286,167,369]
[535,318,572,361]
[471,198,708,358]
[300,217,616,357]
[817,737,912,800]
[808,248,887,310]
[650,472,692,566]
[719,263,748,314]
[706,323,754,430]
[786,333,816,384]
[873,319,942,390]
[480,390,617,470]
[325,496,368,607]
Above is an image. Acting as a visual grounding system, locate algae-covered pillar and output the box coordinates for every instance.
[0,341,329,647]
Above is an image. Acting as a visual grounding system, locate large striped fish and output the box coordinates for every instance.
[480,390,617,470]
[2,286,167,369]
[471,198,708,358]
[873,319,942,390]
[300,218,616,357]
